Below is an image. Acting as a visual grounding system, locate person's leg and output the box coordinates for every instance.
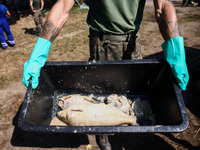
[122,34,142,60]
[89,29,135,61]
[96,134,111,150]
[3,20,15,46]
[33,11,41,36]
[89,35,124,61]
[89,30,142,60]
[38,10,44,29]
[0,25,8,49]
[89,28,107,61]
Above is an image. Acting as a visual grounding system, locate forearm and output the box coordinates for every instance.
[6,11,11,17]
[154,0,179,40]
[40,0,44,10]
[40,0,75,42]
[155,1,189,91]
[30,1,35,12]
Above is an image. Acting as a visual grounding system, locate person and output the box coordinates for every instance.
[22,0,189,149]
[0,2,15,49]
[29,0,44,36]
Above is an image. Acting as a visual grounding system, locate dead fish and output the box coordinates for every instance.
[57,103,137,126]
[105,94,121,107]
[50,116,67,126]
[105,94,132,114]
[58,94,99,109]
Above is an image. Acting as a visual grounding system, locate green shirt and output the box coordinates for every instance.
[77,0,146,34]
[30,0,41,10]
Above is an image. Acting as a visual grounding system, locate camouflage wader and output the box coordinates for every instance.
[89,28,142,61]
[33,10,43,36]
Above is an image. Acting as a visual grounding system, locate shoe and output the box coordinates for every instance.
[8,40,15,47]
[1,42,8,49]
[99,134,111,150]
[36,27,41,36]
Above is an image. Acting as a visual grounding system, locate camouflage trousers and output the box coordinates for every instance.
[32,10,44,35]
[88,28,142,61]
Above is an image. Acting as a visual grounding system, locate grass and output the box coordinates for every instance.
[0,50,26,87]
[178,14,200,22]
[71,4,89,14]
[49,29,89,61]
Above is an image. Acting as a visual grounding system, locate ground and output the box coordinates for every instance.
[0,0,200,149]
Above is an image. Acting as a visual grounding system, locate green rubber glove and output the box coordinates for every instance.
[162,36,189,91]
[22,37,52,89]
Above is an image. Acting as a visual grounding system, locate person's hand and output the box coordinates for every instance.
[23,61,43,89]
[162,36,189,91]
[22,37,51,89]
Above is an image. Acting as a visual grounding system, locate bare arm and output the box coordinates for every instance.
[40,0,44,10]
[30,1,35,13]
[5,10,11,17]
[153,0,179,40]
[40,0,75,42]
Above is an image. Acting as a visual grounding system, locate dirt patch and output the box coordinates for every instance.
[0,0,200,149]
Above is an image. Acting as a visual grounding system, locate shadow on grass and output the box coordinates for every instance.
[21,28,38,36]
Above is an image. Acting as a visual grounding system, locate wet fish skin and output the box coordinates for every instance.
[58,94,97,109]
[105,94,121,106]
[118,95,132,113]
[57,103,137,126]
[50,116,67,126]
[106,94,132,114]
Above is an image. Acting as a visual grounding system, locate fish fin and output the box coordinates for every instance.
[120,123,129,126]
[83,96,101,103]
[131,116,138,125]
[58,100,64,109]
[70,109,83,112]
[107,102,117,107]
[60,95,70,101]
[50,116,68,126]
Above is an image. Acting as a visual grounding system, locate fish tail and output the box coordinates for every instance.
[130,116,137,125]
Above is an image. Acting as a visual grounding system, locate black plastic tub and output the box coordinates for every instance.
[18,59,189,134]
